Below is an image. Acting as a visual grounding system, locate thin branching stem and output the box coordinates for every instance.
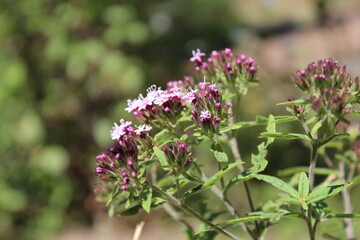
[149,182,242,240]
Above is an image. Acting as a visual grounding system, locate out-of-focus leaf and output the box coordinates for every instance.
[255,174,299,199]
[277,167,335,177]
[306,183,352,204]
[260,132,312,142]
[277,99,311,105]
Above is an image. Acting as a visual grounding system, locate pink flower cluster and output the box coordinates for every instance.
[190,48,258,84]
[162,140,193,174]
[96,120,152,191]
[292,58,360,117]
[125,85,195,123]
[190,82,232,134]
[166,76,194,90]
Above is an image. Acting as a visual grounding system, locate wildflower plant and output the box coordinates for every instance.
[94,49,360,240]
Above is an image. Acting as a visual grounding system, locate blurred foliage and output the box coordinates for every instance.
[0,0,359,239]
[0,0,242,239]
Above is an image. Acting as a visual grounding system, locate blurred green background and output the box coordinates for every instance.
[1,0,360,239]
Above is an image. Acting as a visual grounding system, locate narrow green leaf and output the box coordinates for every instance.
[255,174,299,199]
[183,184,204,198]
[182,172,203,183]
[273,115,298,123]
[350,175,360,188]
[219,121,256,133]
[223,172,255,194]
[277,99,311,105]
[277,197,302,205]
[277,167,335,177]
[218,213,304,226]
[306,182,353,204]
[211,143,229,163]
[319,133,350,147]
[266,115,276,146]
[260,132,312,142]
[118,205,142,217]
[311,121,323,137]
[106,186,121,207]
[154,129,172,144]
[250,142,268,173]
[327,213,360,219]
[141,187,153,213]
[298,172,309,199]
[350,110,360,115]
[203,162,243,189]
[153,147,169,168]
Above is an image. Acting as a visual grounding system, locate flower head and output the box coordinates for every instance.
[189,48,259,92]
[126,85,194,124]
[291,58,360,117]
[162,140,193,174]
[190,82,232,135]
[110,119,133,140]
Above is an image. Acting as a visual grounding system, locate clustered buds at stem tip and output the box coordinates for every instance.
[291,58,360,118]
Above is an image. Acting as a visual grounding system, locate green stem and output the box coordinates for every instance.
[149,182,242,240]
[175,176,181,201]
[308,143,319,191]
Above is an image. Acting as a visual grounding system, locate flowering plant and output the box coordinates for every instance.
[94,48,360,240]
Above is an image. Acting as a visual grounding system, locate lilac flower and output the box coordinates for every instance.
[167,76,194,90]
[95,133,139,191]
[126,85,194,124]
[291,59,360,117]
[190,49,206,63]
[135,124,152,135]
[110,119,133,140]
[190,82,232,135]
[189,48,258,88]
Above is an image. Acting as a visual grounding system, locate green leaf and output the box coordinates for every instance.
[219,121,256,133]
[277,167,335,177]
[277,197,302,205]
[350,110,360,115]
[273,115,298,123]
[223,172,255,194]
[255,174,299,199]
[311,121,323,137]
[182,172,203,183]
[140,186,153,213]
[306,182,353,204]
[118,205,142,217]
[219,115,297,133]
[183,184,204,198]
[265,114,276,146]
[211,143,228,162]
[153,147,169,168]
[298,172,309,199]
[350,175,360,188]
[327,213,360,219]
[154,129,172,145]
[260,132,312,142]
[218,212,304,226]
[106,185,121,207]
[319,133,350,147]
[250,142,268,173]
[203,162,243,189]
[277,99,311,105]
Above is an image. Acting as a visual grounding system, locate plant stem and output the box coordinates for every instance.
[308,143,319,191]
[222,133,260,238]
[193,163,251,236]
[339,161,354,239]
[148,182,242,240]
[175,176,181,200]
[302,207,315,240]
